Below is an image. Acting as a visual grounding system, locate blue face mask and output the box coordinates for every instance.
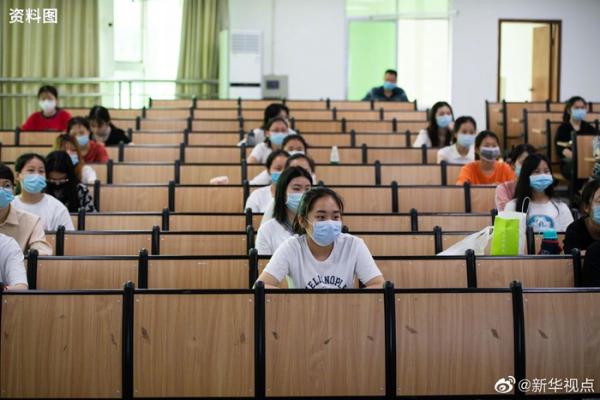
[77,135,90,147]
[382,81,396,91]
[271,171,281,184]
[529,173,553,192]
[23,174,47,194]
[286,192,304,212]
[592,205,600,224]
[456,133,475,147]
[436,114,453,128]
[309,220,342,246]
[69,153,79,166]
[0,188,14,208]
[571,108,587,122]
[270,132,287,146]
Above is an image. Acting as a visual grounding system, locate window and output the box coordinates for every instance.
[112,0,183,107]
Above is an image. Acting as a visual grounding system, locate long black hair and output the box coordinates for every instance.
[273,166,313,224]
[426,101,453,147]
[293,187,344,235]
[45,151,80,212]
[562,96,587,122]
[513,153,556,213]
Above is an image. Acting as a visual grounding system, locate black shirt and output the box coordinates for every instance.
[563,217,596,253]
[554,121,596,159]
[362,86,409,102]
[104,123,131,146]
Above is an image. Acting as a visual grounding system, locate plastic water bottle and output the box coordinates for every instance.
[330,145,340,164]
[539,229,562,255]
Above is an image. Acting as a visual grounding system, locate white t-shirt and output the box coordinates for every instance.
[0,234,27,287]
[505,199,574,232]
[260,200,276,226]
[412,129,432,148]
[263,233,382,289]
[437,144,475,164]
[256,219,294,255]
[250,170,271,186]
[249,142,273,164]
[244,185,273,213]
[12,194,75,231]
[82,165,98,184]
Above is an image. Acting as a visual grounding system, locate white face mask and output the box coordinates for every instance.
[39,99,56,114]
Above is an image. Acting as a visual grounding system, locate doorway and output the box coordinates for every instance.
[497,19,561,102]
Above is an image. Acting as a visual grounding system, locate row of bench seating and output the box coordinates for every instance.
[25,250,580,290]
[40,225,563,257]
[1,284,597,397]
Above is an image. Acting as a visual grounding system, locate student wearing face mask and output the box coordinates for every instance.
[495,144,536,211]
[413,101,454,148]
[555,96,596,183]
[257,187,384,289]
[250,134,309,185]
[255,167,312,255]
[247,117,290,164]
[239,103,298,146]
[0,234,29,290]
[54,134,98,184]
[0,164,52,255]
[260,154,318,226]
[88,106,131,146]
[564,179,600,254]
[11,153,74,231]
[67,117,109,164]
[456,131,514,185]
[45,151,95,213]
[362,69,408,102]
[505,154,573,233]
[437,116,476,164]
[22,85,72,131]
[245,150,289,213]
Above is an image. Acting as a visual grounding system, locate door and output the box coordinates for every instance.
[531,25,551,101]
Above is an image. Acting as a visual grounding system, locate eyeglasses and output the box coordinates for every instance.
[47,178,69,185]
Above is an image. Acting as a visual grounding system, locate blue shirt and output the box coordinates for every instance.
[362,86,409,102]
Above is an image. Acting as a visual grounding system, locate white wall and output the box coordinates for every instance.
[451,0,600,126]
[228,0,346,99]
[229,0,600,121]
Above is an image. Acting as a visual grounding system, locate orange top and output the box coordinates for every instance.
[456,161,515,185]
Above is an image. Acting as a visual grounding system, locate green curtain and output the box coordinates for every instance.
[177,0,226,99]
[0,0,99,129]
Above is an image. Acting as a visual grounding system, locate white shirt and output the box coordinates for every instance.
[0,234,27,287]
[249,142,273,164]
[263,233,382,289]
[244,185,273,213]
[505,199,574,232]
[412,129,432,148]
[82,165,97,184]
[256,218,293,255]
[260,200,276,226]
[437,144,475,164]
[12,194,75,231]
[250,170,271,186]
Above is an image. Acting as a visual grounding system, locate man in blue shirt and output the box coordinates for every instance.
[362,69,408,102]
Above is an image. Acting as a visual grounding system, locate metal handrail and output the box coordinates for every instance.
[0,77,218,108]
